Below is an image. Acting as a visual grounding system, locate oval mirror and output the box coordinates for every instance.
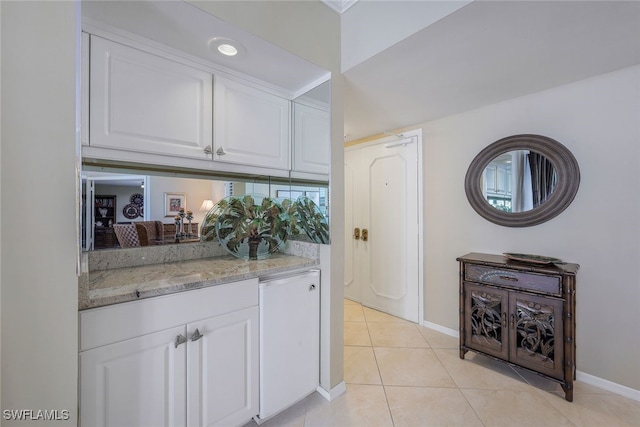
[465,134,580,227]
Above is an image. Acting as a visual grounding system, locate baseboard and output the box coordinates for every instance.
[421,320,459,338]
[576,370,640,402]
[420,322,640,402]
[316,381,346,401]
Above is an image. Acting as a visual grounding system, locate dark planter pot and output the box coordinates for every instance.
[248,237,262,260]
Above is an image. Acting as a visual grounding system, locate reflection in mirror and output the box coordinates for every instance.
[82,170,329,251]
[482,151,557,213]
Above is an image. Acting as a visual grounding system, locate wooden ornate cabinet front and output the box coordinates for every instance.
[458,253,578,402]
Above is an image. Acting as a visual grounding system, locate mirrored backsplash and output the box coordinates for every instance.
[82,165,330,252]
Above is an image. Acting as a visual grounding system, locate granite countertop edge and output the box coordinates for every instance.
[79,254,318,311]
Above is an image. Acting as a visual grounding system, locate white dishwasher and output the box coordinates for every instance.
[257,269,320,422]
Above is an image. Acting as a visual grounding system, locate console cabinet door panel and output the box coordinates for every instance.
[509,293,564,379]
[187,306,259,427]
[214,77,290,170]
[90,36,212,160]
[80,325,187,427]
[464,282,509,361]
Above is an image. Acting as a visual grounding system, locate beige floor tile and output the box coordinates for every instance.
[344,321,372,346]
[435,348,531,391]
[304,384,393,427]
[386,386,484,427]
[368,322,429,348]
[375,347,456,387]
[540,390,640,427]
[362,306,410,323]
[344,303,366,322]
[416,325,459,349]
[344,346,382,385]
[462,388,574,426]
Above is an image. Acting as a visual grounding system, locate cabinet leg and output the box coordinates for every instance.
[561,383,574,402]
[459,348,468,359]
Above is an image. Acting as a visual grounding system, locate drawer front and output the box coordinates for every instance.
[465,264,561,295]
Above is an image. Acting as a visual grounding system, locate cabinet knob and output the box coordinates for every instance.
[309,284,316,291]
[361,229,369,242]
[190,328,203,342]
[204,145,213,155]
[175,334,187,348]
[216,147,226,156]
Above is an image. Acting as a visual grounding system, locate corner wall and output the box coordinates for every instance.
[1,1,79,423]
[417,65,640,391]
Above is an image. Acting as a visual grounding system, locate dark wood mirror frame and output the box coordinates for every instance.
[464,134,580,227]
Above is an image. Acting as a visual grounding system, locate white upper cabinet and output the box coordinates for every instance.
[214,76,290,170]
[292,103,330,176]
[89,36,213,160]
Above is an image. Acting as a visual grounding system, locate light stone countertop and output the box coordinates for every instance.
[78,253,318,310]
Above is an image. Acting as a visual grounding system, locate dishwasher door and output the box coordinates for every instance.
[258,270,320,421]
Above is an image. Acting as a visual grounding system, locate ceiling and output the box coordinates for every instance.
[81,0,329,98]
[342,0,640,141]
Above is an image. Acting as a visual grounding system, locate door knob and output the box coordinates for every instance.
[353,228,360,240]
[216,147,226,156]
[361,229,369,241]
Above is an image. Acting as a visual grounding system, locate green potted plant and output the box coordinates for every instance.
[215,194,289,260]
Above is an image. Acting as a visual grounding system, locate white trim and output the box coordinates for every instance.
[421,320,459,338]
[576,370,640,402]
[419,322,640,402]
[316,381,346,401]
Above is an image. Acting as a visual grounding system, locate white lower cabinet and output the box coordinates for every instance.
[187,307,259,427]
[79,279,258,427]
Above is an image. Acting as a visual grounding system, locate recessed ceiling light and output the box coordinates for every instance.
[208,37,244,58]
[217,43,238,56]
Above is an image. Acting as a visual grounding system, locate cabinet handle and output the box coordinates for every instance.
[502,312,506,328]
[510,314,515,329]
[499,275,518,282]
[203,145,213,155]
[190,328,203,342]
[309,284,316,291]
[216,147,226,156]
[175,334,187,348]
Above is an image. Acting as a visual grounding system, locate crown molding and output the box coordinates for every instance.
[321,0,359,14]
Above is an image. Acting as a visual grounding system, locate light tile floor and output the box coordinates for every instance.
[246,299,640,426]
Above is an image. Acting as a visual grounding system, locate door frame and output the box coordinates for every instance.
[344,128,424,324]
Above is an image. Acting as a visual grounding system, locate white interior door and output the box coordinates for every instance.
[345,131,421,323]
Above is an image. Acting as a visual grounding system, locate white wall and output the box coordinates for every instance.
[1,1,79,424]
[417,65,640,391]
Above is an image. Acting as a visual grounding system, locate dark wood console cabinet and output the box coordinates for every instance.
[457,252,578,401]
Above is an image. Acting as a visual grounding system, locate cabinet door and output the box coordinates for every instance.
[214,76,290,170]
[464,283,509,360]
[509,293,564,379]
[90,36,213,160]
[187,306,259,427]
[79,325,187,427]
[293,103,329,175]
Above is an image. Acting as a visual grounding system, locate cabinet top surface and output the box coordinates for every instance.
[79,254,318,311]
[457,252,579,275]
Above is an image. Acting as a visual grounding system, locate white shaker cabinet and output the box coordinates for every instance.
[79,279,258,427]
[292,103,330,176]
[187,307,259,427]
[214,76,291,170]
[88,35,213,160]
